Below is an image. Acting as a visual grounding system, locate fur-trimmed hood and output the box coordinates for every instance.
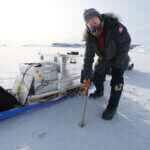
[83,13,120,41]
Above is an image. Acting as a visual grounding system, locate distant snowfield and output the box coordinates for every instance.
[0,45,150,150]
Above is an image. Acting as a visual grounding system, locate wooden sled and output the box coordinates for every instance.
[0,84,84,121]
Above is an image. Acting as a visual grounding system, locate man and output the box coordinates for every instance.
[83,8,131,120]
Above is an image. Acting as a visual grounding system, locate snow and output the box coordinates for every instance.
[0,45,150,150]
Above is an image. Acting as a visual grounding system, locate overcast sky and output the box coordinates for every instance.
[0,0,149,45]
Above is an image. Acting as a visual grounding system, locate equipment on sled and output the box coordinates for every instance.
[0,52,84,120]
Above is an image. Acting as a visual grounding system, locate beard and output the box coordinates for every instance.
[92,22,104,37]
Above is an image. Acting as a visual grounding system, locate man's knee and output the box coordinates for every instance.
[110,76,124,91]
[93,71,105,84]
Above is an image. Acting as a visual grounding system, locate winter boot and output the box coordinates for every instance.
[102,105,117,120]
[89,90,104,98]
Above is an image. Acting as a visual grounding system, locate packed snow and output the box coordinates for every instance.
[0,45,150,150]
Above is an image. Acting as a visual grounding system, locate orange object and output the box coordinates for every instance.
[84,79,89,95]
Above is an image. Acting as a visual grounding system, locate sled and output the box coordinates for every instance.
[0,84,84,121]
[0,53,84,120]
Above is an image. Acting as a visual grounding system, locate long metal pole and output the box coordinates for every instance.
[81,79,89,127]
[81,95,88,127]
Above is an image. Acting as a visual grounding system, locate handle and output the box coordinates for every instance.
[84,79,89,95]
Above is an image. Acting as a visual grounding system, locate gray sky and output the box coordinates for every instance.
[0,0,149,44]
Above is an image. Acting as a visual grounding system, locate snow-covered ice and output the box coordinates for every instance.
[0,45,150,150]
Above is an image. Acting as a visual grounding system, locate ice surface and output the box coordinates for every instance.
[0,45,150,150]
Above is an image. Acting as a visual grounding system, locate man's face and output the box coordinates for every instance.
[87,16,103,37]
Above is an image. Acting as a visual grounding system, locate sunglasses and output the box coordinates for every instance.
[90,26,97,33]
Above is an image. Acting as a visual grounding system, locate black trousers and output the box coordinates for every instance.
[93,71,124,108]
